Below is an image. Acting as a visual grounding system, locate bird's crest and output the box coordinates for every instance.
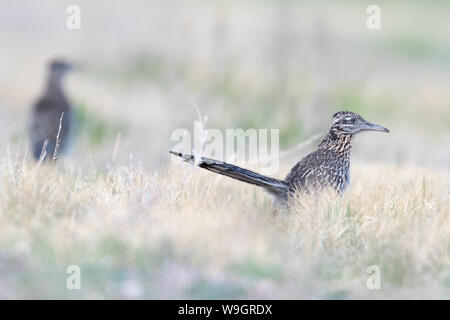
[332,111,360,120]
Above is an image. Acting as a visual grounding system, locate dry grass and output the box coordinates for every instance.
[0,157,448,299]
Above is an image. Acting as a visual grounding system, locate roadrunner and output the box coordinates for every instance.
[170,111,389,205]
[29,59,74,161]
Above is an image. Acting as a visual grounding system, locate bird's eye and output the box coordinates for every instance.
[351,118,357,124]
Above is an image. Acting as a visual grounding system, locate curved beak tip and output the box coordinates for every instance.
[378,125,390,133]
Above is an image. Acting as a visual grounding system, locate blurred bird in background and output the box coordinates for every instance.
[28,59,74,161]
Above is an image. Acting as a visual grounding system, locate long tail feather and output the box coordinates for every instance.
[170,151,290,199]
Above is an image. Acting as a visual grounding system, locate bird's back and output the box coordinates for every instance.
[285,145,350,194]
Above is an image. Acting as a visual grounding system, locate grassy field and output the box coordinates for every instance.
[0,0,449,299]
[0,158,448,299]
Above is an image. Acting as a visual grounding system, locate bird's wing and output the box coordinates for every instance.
[285,149,349,193]
[284,150,328,190]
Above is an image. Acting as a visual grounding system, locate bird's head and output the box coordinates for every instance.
[331,111,390,136]
[48,59,74,79]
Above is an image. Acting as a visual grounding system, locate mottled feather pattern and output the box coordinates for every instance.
[286,131,351,194]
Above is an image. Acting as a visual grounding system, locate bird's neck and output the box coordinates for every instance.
[318,129,353,159]
[44,73,64,97]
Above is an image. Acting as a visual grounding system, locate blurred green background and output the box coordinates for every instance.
[0,0,449,170]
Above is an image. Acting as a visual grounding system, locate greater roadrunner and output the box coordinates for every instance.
[170,111,389,205]
[29,59,74,161]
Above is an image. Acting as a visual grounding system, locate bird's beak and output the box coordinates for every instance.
[362,122,390,133]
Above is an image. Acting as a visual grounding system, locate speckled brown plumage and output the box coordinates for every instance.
[170,111,389,205]
[29,60,73,161]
